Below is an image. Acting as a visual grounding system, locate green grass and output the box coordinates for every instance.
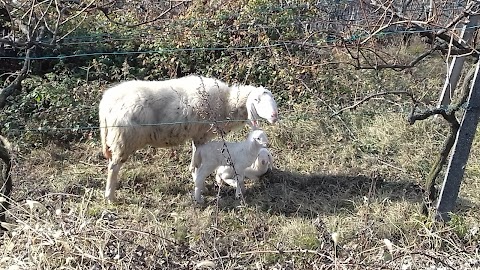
[1,103,480,269]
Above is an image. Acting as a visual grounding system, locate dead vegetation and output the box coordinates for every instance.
[1,102,479,269]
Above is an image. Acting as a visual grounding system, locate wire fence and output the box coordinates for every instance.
[1,105,457,134]
[3,20,480,60]
[0,1,473,60]
[0,0,474,137]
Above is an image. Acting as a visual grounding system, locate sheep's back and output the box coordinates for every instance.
[99,77,249,152]
[197,140,254,170]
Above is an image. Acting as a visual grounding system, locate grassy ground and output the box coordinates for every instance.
[1,102,480,269]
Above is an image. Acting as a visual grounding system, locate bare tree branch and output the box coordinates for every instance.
[332,91,416,116]
[98,0,189,28]
[59,0,96,26]
[361,0,475,54]
[0,37,56,48]
[344,43,440,70]
[0,48,31,108]
[408,66,476,213]
[408,66,476,125]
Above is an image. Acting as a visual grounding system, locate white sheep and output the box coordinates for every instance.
[99,75,278,203]
[191,129,269,203]
[216,148,273,188]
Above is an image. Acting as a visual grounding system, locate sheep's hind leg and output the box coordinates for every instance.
[193,164,216,204]
[188,141,197,173]
[105,159,123,203]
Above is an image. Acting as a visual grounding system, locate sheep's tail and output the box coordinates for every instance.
[99,105,111,160]
[0,135,12,226]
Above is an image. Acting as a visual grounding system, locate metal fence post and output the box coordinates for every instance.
[436,62,480,221]
[437,15,480,108]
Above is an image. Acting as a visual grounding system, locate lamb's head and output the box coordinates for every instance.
[248,129,269,148]
[257,148,273,168]
[246,87,278,127]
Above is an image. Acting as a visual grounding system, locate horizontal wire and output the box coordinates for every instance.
[4,99,468,133]
[56,23,480,45]
[10,119,251,132]
[1,109,429,133]
[0,44,284,60]
[1,21,478,60]
[0,2,473,60]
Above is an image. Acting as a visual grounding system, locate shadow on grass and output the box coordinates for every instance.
[217,168,426,217]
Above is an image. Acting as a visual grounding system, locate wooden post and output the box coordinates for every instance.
[437,15,480,107]
[436,62,480,221]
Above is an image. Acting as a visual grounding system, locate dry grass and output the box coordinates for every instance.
[1,102,480,269]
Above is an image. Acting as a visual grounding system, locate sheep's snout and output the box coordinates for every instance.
[255,138,268,148]
[268,112,279,124]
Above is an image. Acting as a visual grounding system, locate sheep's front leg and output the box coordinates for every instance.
[105,160,123,203]
[235,174,246,200]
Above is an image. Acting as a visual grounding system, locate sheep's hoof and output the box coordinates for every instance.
[235,185,246,200]
[104,195,117,204]
[235,191,245,200]
[193,193,205,205]
[106,199,116,205]
[194,198,206,207]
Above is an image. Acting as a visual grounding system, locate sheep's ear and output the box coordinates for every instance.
[247,102,259,128]
[247,88,268,127]
[252,89,264,102]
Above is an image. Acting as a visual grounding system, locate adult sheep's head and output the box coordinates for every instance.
[247,87,279,127]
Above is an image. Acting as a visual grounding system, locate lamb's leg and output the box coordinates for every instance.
[193,164,216,204]
[223,178,237,187]
[235,174,246,200]
[188,141,197,173]
[215,172,223,187]
[105,158,123,203]
[216,167,236,187]
[244,168,260,181]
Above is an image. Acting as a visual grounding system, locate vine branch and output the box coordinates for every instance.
[332,91,416,116]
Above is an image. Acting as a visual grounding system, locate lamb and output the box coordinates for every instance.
[99,75,278,203]
[216,147,273,188]
[191,129,269,203]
